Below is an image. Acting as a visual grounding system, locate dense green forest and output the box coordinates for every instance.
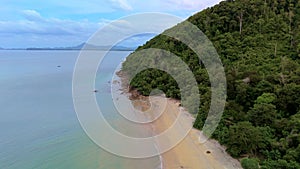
[122,0,300,168]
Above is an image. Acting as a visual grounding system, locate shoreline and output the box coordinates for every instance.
[114,70,164,169]
[116,70,242,169]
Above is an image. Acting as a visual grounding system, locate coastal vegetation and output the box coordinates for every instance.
[122,0,300,168]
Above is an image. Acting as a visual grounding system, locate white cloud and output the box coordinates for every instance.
[110,0,132,11]
[88,13,182,47]
[0,1,223,48]
[0,10,102,48]
[164,0,222,11]
[22,10,43,21]
[0,10,100,35]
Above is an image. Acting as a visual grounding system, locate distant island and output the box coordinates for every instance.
[0,42,136,51]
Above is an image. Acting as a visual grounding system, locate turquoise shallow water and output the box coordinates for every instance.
[0,50,160,169]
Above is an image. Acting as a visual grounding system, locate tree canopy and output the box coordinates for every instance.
[122,0,300,168]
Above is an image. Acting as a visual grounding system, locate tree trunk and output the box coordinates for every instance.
[289,4,294,47]
[239,11,243,35]
[264,0,267,15]
[274,42,277,58]
[289,11,293,47]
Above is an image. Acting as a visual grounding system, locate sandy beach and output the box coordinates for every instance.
[144,97,242,169]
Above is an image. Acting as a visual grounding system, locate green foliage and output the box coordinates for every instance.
[255,93,276,104]
[227,122,273,157]
[122,0,300,168]
[261,159,300,169]
[241,158,260,169]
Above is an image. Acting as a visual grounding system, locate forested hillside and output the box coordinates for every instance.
[122,0,300,168]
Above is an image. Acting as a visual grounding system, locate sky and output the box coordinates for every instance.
[0,0,222,48]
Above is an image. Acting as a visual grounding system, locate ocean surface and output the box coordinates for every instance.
[0,50,161,169]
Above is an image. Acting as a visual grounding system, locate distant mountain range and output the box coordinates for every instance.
[0,43,137,51]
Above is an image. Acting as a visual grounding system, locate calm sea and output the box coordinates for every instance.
[0,50,161,169]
